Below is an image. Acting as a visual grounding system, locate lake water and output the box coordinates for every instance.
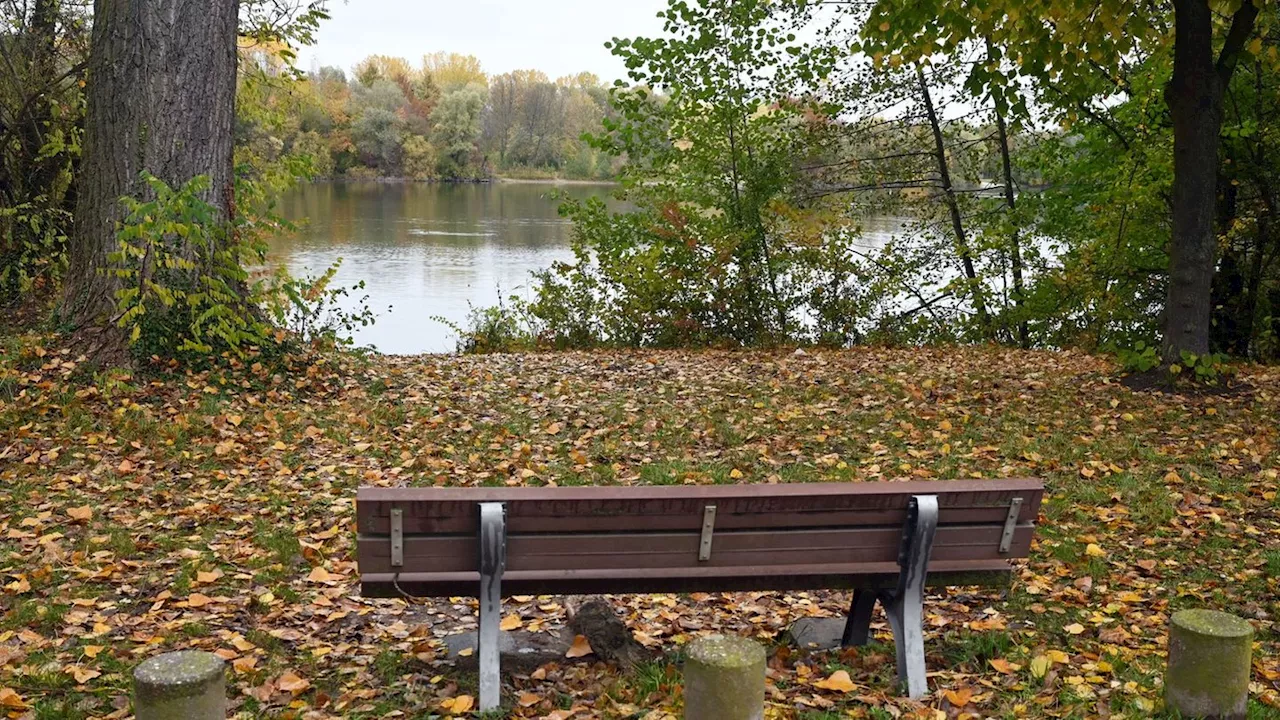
[270,181,903,354]
[271,181,620,354]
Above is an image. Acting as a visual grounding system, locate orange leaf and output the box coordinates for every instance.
[277,670,310,694]
[518,691,540,707]
[943,687,973,707]
[67,506,92,522]
[813,670,857,692]
[186,593,213,608]
[449,694,474,713]
[565,634,593,658]
[0,687,27,709]
[989,658,1017,675]
[500,614,523,631]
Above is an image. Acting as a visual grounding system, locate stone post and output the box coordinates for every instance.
[683,634,765,720]
[1166,609,1253,719]
[133,650,227,720]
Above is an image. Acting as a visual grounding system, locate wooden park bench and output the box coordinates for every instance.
[356,479,1043,710]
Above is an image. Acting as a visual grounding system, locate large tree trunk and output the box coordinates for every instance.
[63,0,239,359]
[1162,0,1258,364]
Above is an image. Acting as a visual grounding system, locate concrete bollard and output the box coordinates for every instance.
[1166,610,1253,719]
[133,650,227,720]
[683,634,765,720]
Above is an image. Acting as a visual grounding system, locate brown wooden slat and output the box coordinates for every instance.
[360,559,1016,597]
[357,524,1034,574]
[357,479,1044,534]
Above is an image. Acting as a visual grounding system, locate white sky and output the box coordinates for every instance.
[298,0,671,82]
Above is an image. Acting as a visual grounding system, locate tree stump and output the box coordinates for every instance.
[1166,609,1253,719]
[683,634,765,720]
[133,650,226,720]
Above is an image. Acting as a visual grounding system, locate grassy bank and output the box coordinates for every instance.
[1,334,1277,718]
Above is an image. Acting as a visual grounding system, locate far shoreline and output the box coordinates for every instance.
[303,175,619,186]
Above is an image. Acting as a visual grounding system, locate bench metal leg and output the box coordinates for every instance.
[886,494,937,700]
[477,502,507,712]
[841,589,878,647]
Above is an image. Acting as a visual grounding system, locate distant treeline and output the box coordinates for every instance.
[239,50,623,182]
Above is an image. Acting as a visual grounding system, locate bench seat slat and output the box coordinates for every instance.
[357,524,1035,574]
[360,559,1016,598]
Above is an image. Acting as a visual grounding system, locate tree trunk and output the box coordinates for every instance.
[917,66,992,339]
[1162,0,1258,364]
[993,99,1028,348]
[63,0,239,359]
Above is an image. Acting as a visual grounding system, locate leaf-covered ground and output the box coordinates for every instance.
[1,336,1277,719]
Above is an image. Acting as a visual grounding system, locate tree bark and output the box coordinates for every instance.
[917,66,992,339]
[63,0,239,359]
[1162,0,1258,363]
[992,99,1028,348]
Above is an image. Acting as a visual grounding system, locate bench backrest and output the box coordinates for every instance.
[357,479,1043,597]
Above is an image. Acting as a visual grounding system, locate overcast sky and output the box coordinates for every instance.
[298,0,670,82]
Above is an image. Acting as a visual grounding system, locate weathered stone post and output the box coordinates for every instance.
[1166,609,1253,719]
[683,634,765,720]
[133,650,227,720]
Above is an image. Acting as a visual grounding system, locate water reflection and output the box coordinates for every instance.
[270,181,620,354]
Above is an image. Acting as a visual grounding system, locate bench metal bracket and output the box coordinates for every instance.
[999,497,1022,554]
[389,508,404,568]
[477,502,507,712]
[698,505,717,562]
[840,494,938,700]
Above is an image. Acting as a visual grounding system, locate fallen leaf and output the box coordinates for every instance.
[500,614,523,631]
[449,694,474,713]
[67,506,92,522]
[307,566,334,583]
[1030,655,1051,679]
[1064,623,1086,635]
[0,687,27,709]
[277,670,310,694]
[943,687,973,707]
[186,593,213,608]
[565,634,593,658]
[813,669,857,692]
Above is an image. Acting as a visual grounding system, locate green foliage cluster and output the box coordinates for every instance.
[108,172,377,363]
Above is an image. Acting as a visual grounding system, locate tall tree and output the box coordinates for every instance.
[63,0,240,358]
[1163,0,1259,360]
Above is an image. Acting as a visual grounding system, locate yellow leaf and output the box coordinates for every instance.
[82,645,105,659]
[730,468,744,479]
[1085,543,1106,557]
[565,634,594,658]
[1030,655,1051,679]
[1064,623,1086,635]
[67,665,100,684]
[67,506,93,522]
[813,669,857,692]
[449,694,474,713]
[1046,649,1070,664]
[0,687,28,709]
[307,566,334,583]
[500,614,523,631]
[232,656,258,674]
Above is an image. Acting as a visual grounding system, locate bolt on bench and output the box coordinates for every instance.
[357,479,1042,710]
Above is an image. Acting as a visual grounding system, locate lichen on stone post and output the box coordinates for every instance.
[683,634,765,720]
[133,650,227,720]
[1166,609,1253,719]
